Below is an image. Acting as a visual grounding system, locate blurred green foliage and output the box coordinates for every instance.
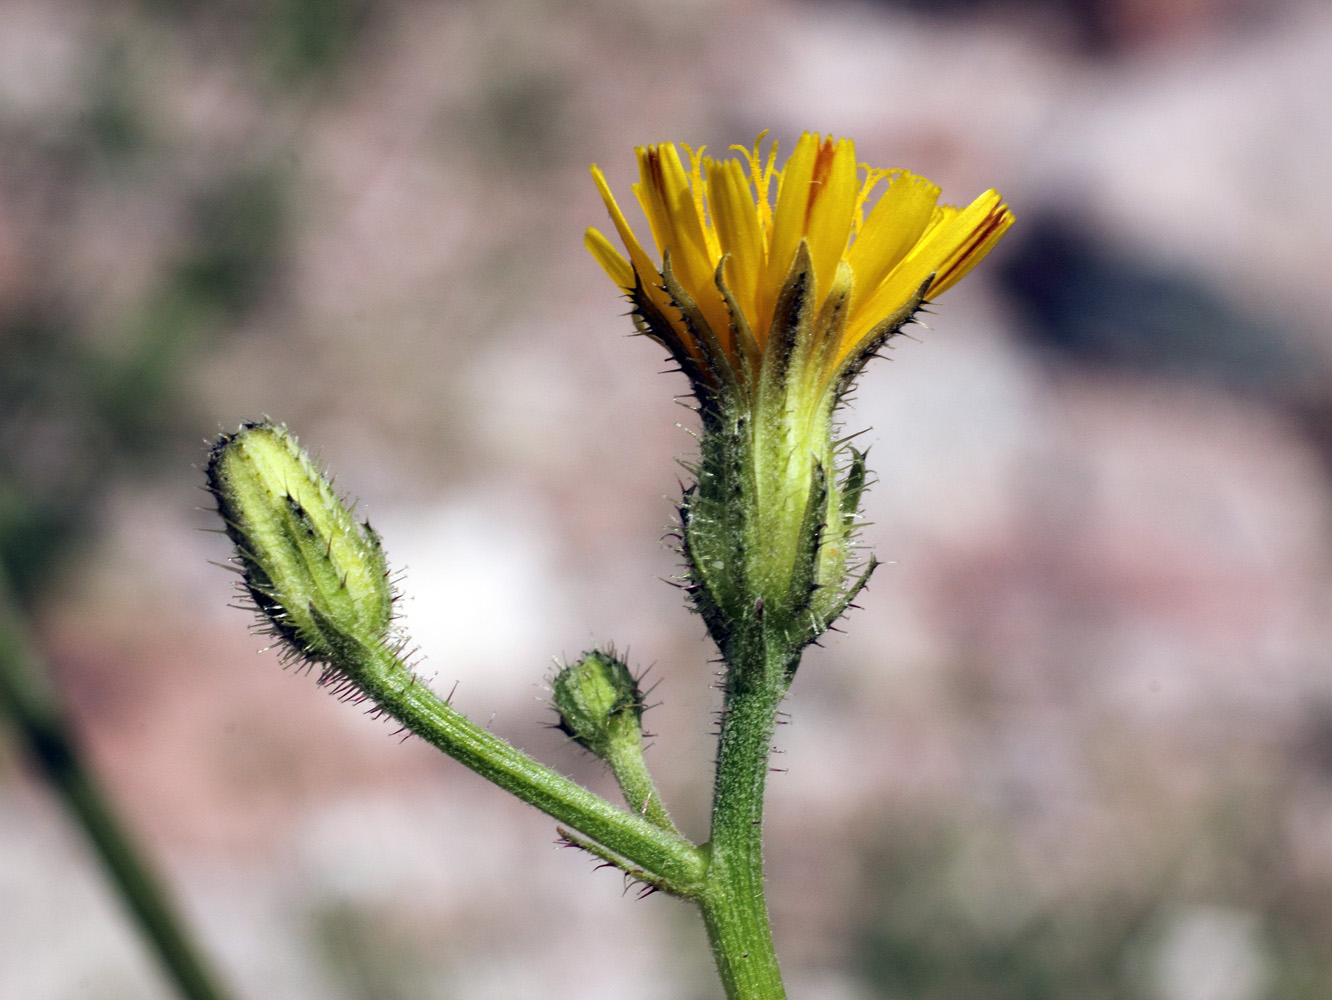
[854,825,1145,1000]
[0,0,380,602]
[852,810,1332,999]
[0,167,289,597]
[266,0,373,82]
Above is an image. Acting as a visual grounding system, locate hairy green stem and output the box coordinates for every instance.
[340,637,706,895]
[699,646,792,1000]
[0,574,234,1000]
[603,729,682,835]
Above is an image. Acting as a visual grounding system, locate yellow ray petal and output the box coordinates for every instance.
[591,164,691,352]
[845,172,940,299]
[801,137,858,302]
[926,191,1014,296]
[849,192,1011,346]
[584,227,634,290]
[707,156,766,342]
[763,132,821,300]
[634,144,730,347]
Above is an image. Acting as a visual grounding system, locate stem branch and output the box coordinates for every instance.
[347,639,706,895]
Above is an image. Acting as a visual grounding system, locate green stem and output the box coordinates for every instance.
[603,719,682,835]
[0,574,234,1000]
[344,637,706,895]
[699,647,791,1000]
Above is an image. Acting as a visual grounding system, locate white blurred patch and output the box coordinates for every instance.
[376,494,570,706]
[1149,906,1271,1000]
[0,2,85,121]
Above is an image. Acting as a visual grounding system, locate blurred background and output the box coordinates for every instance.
[4,0,1332,996]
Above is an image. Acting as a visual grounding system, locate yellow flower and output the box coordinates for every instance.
[585,132,1012,400]
[586,133,1013,656]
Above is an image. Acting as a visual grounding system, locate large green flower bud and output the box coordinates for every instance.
[206,421,394,665]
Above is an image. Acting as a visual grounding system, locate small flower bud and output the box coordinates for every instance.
[206,421,393,664]
[551,649,644,760]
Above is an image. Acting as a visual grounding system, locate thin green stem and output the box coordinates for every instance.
[699,646,791,1000]
[345,638,706,895]
[603,718,682,835]
[0,574,234,1000]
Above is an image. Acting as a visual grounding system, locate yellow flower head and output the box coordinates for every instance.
[586,132,1012,402]
[586,134,1013,650]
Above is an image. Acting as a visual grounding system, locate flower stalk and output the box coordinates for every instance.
[699,649,794,999]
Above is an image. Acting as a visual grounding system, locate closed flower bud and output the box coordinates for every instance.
[551,649,645,760]
[206,421,393,664]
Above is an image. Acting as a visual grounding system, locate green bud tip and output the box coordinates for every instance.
[205,421,396,669]
[550,649,646,760]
